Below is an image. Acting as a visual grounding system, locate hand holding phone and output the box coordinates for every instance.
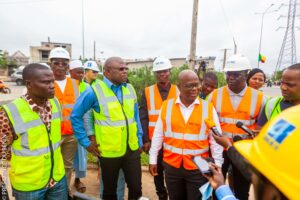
[192,156,212,176]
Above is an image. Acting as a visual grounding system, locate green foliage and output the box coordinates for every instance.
[140,152,149,166]
[272,70,283,81]
[0,50,7,69]
[128,65,189,103]
[215,71,226,87]
[87,152,98,164]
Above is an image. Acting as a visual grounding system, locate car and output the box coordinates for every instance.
[11,70,24,86]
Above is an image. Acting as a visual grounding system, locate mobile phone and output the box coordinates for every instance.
[192,156,212,176]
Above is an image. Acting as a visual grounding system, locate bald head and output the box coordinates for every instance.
[104,57,124,71]
[178,69,198,84]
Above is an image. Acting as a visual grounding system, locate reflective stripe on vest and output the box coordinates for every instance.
[265,97,283,120]
[92,81,138,158]
[163,98,209,156]
[4,100,61,152]
[219,117,256,126]
[164,99,208,141]
[2,97,65,191]
[215,87,259,119]
[163,143,209,156]
[93,83,135,126]
[148,84,179,116]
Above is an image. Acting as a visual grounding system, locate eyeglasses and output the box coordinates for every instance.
[184,83,199,90]
[226,72,243,78]
[111,67,129,72]
[52,61,68,67]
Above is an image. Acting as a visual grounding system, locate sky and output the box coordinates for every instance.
[0,0,298,75]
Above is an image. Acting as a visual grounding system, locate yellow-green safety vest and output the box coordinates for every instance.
[265,96,283,120]
[2,97,65,191]
[92,80,139,158]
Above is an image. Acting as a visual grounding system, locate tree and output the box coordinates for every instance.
[0,50,7,69]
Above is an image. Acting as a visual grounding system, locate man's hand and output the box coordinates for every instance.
[86,142,101,158]
[88,135,96,142]
[149,164,158,176]
[142,142,151,154]
[202,163,225,190]
[211,133,232,149]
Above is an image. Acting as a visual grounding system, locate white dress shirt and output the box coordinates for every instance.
[149,97,224,167]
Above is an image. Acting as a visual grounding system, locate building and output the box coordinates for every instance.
[4,50,29,67]
[30,42,72,63]
[125,56,216,70]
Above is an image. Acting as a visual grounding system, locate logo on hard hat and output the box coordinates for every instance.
[264,119,295,150]
[88,62,92,67]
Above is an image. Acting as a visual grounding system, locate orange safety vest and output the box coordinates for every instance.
[54,77,79,135]
[210,86,264,139]
[161,97,213,170]
[145,84,179,140]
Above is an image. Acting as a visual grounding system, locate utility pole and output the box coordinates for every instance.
[93,41,96,60]
[221,48,230,69]
[188,0,199,70]
[81,0,85,59]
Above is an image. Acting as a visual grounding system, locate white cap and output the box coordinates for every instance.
[153,56,172,72]
[84,60,99,72]
[49,47,70,60]
[224,54,251,72]
[69,59,83,70]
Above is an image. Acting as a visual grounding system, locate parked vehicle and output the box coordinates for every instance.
[11,70,24,86]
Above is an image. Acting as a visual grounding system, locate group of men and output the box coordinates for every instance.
[1,47,300,200]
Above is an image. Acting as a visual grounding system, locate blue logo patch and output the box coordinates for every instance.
[264,119,295,149]
[87,62,92,67]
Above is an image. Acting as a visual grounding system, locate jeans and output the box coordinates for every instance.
[12,176,68,200]
[100,168,125,200]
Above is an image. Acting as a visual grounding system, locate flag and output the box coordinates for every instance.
[258,53,266,63]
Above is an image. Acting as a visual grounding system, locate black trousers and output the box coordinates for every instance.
[99,149,142,200]
[222,151,250,200]
[163,162,207,200]
[154,148,168,199]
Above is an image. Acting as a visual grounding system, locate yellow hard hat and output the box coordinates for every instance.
[234,105,300,199]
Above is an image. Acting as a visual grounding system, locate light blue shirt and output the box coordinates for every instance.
[70,77,143,148]
[215,185,237,200]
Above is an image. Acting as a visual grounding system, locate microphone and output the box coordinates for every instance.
[204,118,222,137]
[236,121,254,138]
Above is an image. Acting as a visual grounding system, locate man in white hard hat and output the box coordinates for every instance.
[84,60,100,85]
[49,47,80,196]
[207,54,267,199]
[139,56,179,200]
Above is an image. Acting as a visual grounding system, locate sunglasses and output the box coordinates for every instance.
[226,72,244,78]
[92,70,99,74]
[52,61,68,67]
[111,67,129,72]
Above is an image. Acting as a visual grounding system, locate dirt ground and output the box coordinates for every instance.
[70,166,157,200]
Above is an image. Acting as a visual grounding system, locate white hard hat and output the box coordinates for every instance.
[49,47,70,60]
[152,56,172,72]
[224,54,251,72]
[69,59,83,70]
[84,60,99,72]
